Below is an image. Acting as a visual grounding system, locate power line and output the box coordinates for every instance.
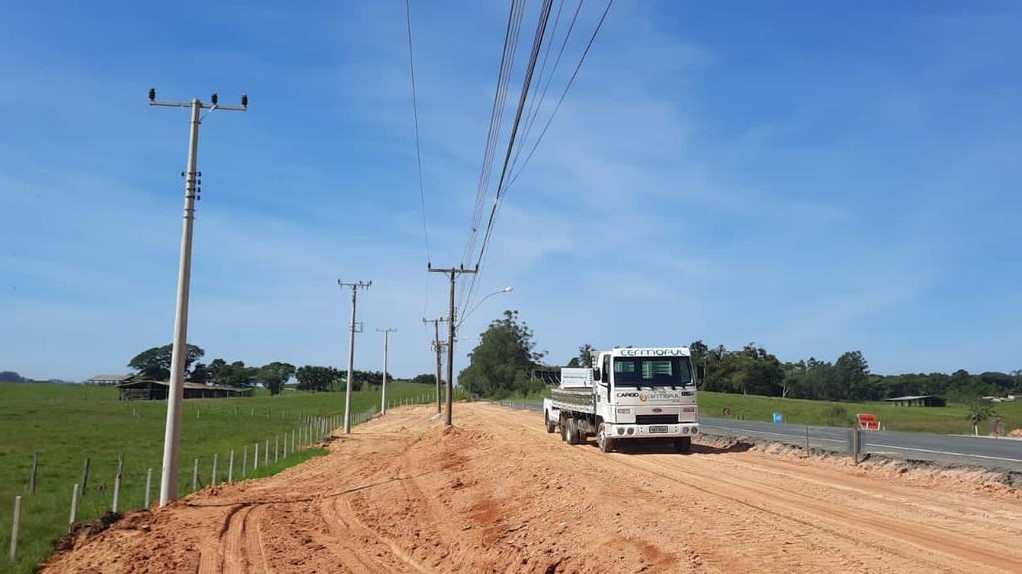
[405,0,431,266]
[508,0,615,188]
[464,0,555,310]
[509,0,584,178]
[458,0,527,313]
[462,0,527,268]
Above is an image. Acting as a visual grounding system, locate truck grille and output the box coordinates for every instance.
[635,414,678,425]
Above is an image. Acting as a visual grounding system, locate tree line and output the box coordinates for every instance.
[127,344,394,396]
[452,310,1021,404]
[688,340,1021,402]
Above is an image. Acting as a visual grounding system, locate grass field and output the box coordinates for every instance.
[513,388,1022,435]
[0,381,446,574]
[696,391,1022,434]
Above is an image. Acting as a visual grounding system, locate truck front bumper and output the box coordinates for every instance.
[606,423,699,439]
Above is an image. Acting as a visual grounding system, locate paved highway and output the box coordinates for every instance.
[700,417,1022,472]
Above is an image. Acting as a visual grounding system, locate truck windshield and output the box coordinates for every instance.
[613,357,693,387]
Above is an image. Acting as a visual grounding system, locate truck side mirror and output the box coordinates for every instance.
[696,365,706,386]
[593,368,602,382]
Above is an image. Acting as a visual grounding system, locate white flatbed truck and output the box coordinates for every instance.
[542,347,701,453]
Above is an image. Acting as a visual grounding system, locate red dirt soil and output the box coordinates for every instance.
[42,403,1022,573]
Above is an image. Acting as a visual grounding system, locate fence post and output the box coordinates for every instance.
[254,443,259,471]
[228,450,235,483]
[211,453,218,487]
[274,435,279,464]
[10,495,22,562]
[804,425,810,457]
[112,473,122,513]
[69,483,80,532]
[192,458,200,491]
[112,454,124,513]
[80,458,90,496]
[290,430,295,455]
[29,452,38,495]
[265,439,270,463]
[144,468,153,508]
[851,427,861,464]
[243,446,249,478]
[282,434,288,459]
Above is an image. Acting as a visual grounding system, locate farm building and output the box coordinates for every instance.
[117,380,253,401]
[884,395,947,407]
[86,374,133,386]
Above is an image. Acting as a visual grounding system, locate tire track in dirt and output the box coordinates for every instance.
[217,505,255,574]
[627,454,1011,572]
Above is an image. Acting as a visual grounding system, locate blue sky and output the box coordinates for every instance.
[1,1,1020,381]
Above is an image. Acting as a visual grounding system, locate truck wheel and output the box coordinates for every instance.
[545,411,557,434]
[561,417,571,443]
[674,437,692,454]
[566,418,579,445]
[597,422,614,453]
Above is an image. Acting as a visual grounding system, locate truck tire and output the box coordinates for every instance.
[561,417,571,443]
[597,422,614,453]
[674,437,692,454]
[566,418,580,445]
[545,411,557,434]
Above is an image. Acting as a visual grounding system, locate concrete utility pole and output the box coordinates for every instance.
[427,264,477,426]
[339,280,371,433]
[377,328,396,414]
[422,317,448,415]
[149,89,247,507]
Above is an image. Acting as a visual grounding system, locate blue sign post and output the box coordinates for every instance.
[773,412,783,425]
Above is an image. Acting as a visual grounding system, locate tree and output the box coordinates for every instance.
[260,362,296,396]
[0,370,25,382]
[190,362,212,385]
[214,361,257,388]
[410,373,441,385]
[295,365,341,392]
[458,310,546,398]
[966,396,994,436]
[688,340,709,369]
[577,344,596,368]
[128,344,204,381]
[835,351,872,400]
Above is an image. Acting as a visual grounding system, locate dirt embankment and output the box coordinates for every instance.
[43,403,1022,573]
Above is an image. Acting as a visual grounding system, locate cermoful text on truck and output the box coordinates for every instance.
[542,347,700,453]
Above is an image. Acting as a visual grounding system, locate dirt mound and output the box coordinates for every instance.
[54,511,127,552]
[42,403,1022,573]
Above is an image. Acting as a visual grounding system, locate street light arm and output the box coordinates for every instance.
[457,287,513,330]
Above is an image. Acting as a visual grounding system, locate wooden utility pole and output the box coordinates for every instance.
[338,280,371,433]
[422,317,448,415]
[427,264,477,426]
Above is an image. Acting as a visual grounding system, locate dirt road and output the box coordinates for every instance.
[43,402,1022,573]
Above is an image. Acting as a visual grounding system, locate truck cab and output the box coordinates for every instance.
[593,347,699,452]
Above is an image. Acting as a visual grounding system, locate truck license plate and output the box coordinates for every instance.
[649,425,668,433]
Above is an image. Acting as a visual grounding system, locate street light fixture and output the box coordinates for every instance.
[458,287,513,330]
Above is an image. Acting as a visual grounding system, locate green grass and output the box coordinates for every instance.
[697,391,1022,434]
[0,381,440,574]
